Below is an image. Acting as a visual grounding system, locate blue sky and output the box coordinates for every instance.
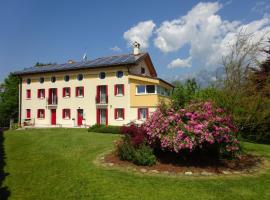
[0,0,270,82]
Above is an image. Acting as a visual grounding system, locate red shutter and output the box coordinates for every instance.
[146,108,149,119]
[37,89,40,98]
[68,87,71,97]
[76,87,78,97]
[96,109,100,125]
[96,86,100,103]
[106,85,108,103]
[43,89,45,98]
[114,85,117,96]
[68,109,70,119]
[105,108,108,126]
[62,109,64,119]
[123,108,125,119]
[27,109,31,118]
[37,109,40,118]
[122,84,125,96]
[27,90,31,99]
[114,109,117,119]
[43,109,45,118]
[48,89,51,103]
[138,108,140,119]
[82,87,84,97]
[62,88,65,97]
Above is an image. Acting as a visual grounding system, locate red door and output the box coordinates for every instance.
[77,109,83,126]
[51,109,56,125]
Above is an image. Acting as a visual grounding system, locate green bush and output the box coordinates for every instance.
[88,124,121,134]
[133,144,156,166]
[117,139,135,161]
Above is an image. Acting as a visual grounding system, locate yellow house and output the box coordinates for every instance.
[14,43,174,127]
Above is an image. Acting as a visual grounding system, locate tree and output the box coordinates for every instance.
[0,74,19,126]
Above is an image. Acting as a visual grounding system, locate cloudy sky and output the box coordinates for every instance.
[0,0,270,82]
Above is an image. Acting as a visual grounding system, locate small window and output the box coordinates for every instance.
[99,72,106,79]
[141,67,145,75]
[62,109,71,119]
[37,109,45,119]
[116,71,123,78]
[37,89,45,98]
[39,77,44,84]
[26,89,31,99]
[26,78,31,85]
[137,85,145,94]
[115,108,125,120]
[64,75,70,82]
[26,109,31,119]
[51,76,56,83]
[76,87,84,97]
[146,85,155,94]
[115,84,124,96]
[77,74,83,81]
[138,108,148,120]
[63,87,70,97]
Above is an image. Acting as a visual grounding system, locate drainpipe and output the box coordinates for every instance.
[18,77,22,127]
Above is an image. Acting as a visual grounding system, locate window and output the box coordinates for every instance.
[116,71,123,78]
[26,78,31,85]
[138,108,148,120]
[62,109,71,119]
[64,75,70,82]
[76,87,84,97]
[63,87,71,98]
[157,86,170,96]
[26,109,31,119]
[39,77,44,84]
[51,76,56,83]
[114,84,124,96]
[141,67,145,75]
[115,108,125,120]
[77,74,83,81]
[26,89,31,99]
[99,72,106,79]
[137,85,145,94]
[37,109,45,119]
[146,85,155,93]
[37,89,45,98]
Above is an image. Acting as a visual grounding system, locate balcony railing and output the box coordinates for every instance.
[47,96,58,106]
[96,94,108,104]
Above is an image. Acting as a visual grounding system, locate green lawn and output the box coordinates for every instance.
[1,128,270,200]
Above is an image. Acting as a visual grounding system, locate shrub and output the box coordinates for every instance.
[117,139,135,161]
[133,143,156,166]
[143,101,240,158]
[120,123,147,147]
[88,124,121,134]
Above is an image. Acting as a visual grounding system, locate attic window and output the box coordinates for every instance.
[77,74,83,81]
[116,71,123,78]
[64,75,70,82]
[39,77,44,84]
[26,78,31,85]
[51,76,56,83]
[141,67,145,75]
[99,72,106,79]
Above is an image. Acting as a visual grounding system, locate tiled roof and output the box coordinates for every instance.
[14,53,147,75]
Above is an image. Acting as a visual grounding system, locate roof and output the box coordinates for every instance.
[14,53,149,75]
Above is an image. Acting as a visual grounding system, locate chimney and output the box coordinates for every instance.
[133,41,140,55]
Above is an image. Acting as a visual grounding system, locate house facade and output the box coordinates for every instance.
[14,43,174,128]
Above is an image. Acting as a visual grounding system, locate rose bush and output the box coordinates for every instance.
[143,101,240,157]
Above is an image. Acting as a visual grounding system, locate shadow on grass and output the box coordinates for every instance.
[0,128,10,200]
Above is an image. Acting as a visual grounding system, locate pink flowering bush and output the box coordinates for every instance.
[143,101,240,157]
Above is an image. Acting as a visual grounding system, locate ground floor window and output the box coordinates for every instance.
[26,109,31,119]
[138,108,149,120]
[37,109,45,119]
[115,108,125,120]
[62,109,71,119]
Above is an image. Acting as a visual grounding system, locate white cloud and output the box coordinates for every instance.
[110,46,121,52]
[167,57,191,68]
[123,20,156,49]
[153,2,270,70]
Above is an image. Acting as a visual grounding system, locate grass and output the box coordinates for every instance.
[1,128,270,200]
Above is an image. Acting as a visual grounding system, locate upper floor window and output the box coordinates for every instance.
[116,71,123,78]
[76,87,84,97]
[39,77,44,84]
[99,72,106,79]
[141,67,145,75]
[26,78,31,85]
[136,85,156,94]
[37,89,45,98]
[64,75,70,82]
[114,108,125,120]
[26,89,31,99]
[63,87,71,98]
[77,74,83,81]
[62,109,71,119]
[37,109,45,119]
[51,76,56,83]
[157,86,170,96]
[114,84,124,96]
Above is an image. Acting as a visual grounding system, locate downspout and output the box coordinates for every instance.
[18,77,22,127]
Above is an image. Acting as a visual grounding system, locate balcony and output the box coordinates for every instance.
[47,96,58,107]
[96,94,108,105]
